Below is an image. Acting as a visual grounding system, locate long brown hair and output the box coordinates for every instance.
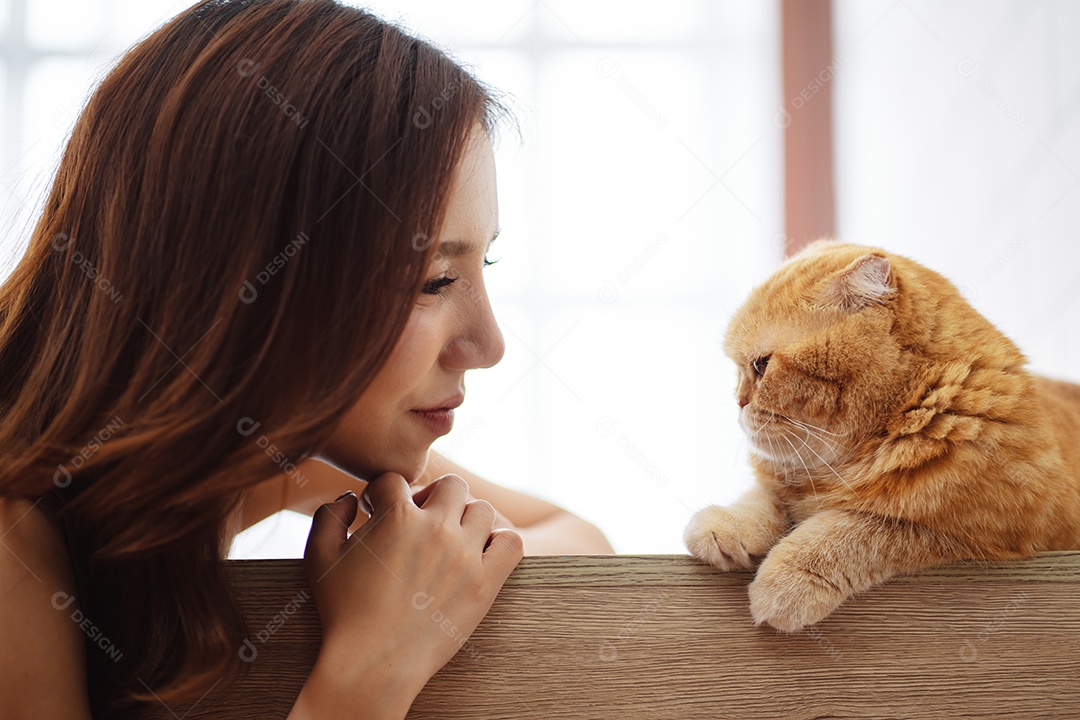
[0,0,510,715]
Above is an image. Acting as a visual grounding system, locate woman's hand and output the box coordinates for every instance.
[239,454,615,555]
[290,473,523,719]
[411,476,517,532]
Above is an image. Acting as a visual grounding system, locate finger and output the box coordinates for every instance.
[409,480,437,507]
[460,498,497,536]
[417,474,469,512]
[304,491,359,568]
[482,528,524,579]
[360,472,411,516]
[348,479,372,516]
[492,509,515,530]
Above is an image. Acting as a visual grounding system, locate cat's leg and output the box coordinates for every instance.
[748,509,959,632]
[684,484,790,571]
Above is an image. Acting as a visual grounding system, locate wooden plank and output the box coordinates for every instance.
[145,554,1080,719]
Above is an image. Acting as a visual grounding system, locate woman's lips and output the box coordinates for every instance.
[410,407,454,435]
[410,394,463,435]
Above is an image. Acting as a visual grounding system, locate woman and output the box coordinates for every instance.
[0,1,612,717]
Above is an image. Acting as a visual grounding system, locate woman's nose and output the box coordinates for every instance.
[473,310,505,369]
[442,278,505,370]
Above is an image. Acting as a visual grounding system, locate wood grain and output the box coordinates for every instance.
[144,553,1080,719]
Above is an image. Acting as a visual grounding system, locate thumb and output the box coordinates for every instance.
[304,491,359,565]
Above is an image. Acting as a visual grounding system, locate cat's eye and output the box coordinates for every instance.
[752,355,771,377]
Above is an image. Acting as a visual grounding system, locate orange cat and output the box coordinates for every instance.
[685,240,1080,632]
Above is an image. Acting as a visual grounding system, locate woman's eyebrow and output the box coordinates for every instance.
[436,227,500,258]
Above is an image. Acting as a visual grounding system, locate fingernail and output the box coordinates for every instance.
[336,490,356,502]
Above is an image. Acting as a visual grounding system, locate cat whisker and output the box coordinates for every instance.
[744,415,776,461]
[780,415,853,461]
[763,429,782,467]
[797,421,844,438]
[747,415,773,441]
[784,415,848,441]
[778,429,818,499]
[791,432,856,492]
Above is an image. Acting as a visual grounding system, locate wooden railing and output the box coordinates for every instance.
[145,553,1080,719]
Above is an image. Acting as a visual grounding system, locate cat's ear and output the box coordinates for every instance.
[820,254,895,312]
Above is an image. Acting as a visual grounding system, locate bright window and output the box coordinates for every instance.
[10,1,1079,559]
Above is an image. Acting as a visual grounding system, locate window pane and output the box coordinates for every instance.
[3,58,104,270]
[450,49,533,291]
[0,0,9,36]
[0,59,15,280]
[353,0,535,44]
[107,0,203,55]
[541,0,705,42]
[27,0,109,50]
[0,61,6,164]
[24,58,103,167]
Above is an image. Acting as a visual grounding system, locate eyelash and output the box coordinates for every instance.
[421,276,456,295]
[421,256,498,295]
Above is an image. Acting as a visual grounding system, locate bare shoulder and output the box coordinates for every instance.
[0,496,92,718]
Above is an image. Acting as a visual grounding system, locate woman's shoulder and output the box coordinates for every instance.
[0,496,93,717]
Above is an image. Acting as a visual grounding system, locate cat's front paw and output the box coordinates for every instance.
[747,553,849,632]
[684,505,774,571]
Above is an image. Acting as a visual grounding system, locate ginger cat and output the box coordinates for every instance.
[684,240,1080,632]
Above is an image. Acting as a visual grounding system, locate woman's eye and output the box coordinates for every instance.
[752,355,771,377]
[483,255,498,268]
[421,275,457,295]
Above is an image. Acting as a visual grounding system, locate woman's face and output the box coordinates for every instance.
[320,125,504,481]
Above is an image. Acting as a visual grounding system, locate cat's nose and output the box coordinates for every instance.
[737,397,749,408]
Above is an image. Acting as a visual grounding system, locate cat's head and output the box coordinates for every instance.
[724,241,929,470]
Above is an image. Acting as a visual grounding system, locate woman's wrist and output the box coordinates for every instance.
[289,647,422,720]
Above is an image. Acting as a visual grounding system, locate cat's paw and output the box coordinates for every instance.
[747,553,849,632]
[684,505,775,571]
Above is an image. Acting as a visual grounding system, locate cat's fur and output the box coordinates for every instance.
[684,241,1080,632]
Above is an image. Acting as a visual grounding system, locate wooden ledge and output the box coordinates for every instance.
[146,553,1080,719]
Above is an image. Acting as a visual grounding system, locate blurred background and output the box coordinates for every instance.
[1,1,1077,556]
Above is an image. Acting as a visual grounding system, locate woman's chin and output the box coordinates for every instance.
[379,447,431,484]
[313,446,428,484]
